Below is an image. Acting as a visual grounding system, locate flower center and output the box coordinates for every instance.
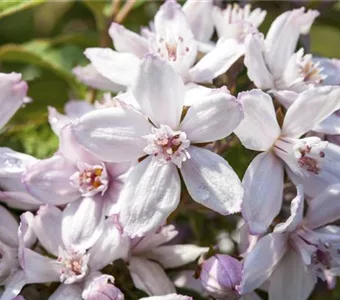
[70,163,109,197]
[298,53,326,85]
[274,137,327,176]
[156,36,190,62]
[143,125,190,168]
[57,247,89,284]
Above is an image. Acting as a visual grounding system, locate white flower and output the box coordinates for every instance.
[234,87,340,234]
[71,55,244,237]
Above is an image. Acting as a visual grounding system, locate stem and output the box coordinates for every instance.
[114,0,136,23]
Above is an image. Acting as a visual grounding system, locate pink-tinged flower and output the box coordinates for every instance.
[127,225,208,296]
[85,0,245,87]
[23,123,130,223]
[73,64,125,93]
[0,212,37,300]
[71,55,244,237]
[0,72,28,129]
[239,184,340,300]
[17,205,129,297]
[244,8,320,92]
[234,87,340,234]
[212,3,266,43]
[0,148,41,210]
[140,294,193,300]
[199,254,261,300]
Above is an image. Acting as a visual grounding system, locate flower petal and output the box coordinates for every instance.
[189,39,245,83]
[109,23,149,57]
[180,87,243,143]
[0,191,41,211]
[119,157,180,237]
[314,57,340,86]
[264,8,319,76]
[147,244,208,269]
[49,284,83,300]
[268,249,316,300]
[71,107,152,162]
[132,55,185,128]
[181,146,243,215]
[0,72,27,129]
[22,248,60,284]
[88,216,130,271]
[240,233,288,294]
[140,294,192,300]
[0,206,18,247]
[64,100,93,119]
[313,113,340,135]
[305,184,340,229]
[0,270,26,300]
[84,48,140,86]
[234,89,280,151]
[129,257,176,296]
[48,106,71,136]
[282,86,340,138]
[274,185,304,233]
[62,196,104,251]
[32,205,63,257]
[73,64,125,92]
[182,0,214,43]
[244,33,274,90]
[23,155,79,205]
[242,151,284,235]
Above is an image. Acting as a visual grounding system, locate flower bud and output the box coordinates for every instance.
[199,254,242,300]
[82,274,124,300]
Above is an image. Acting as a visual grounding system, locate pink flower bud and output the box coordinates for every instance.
[199,254,242,300]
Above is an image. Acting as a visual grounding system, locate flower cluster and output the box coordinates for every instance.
[1,1,340,300]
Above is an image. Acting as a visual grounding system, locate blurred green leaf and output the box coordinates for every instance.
[310,24,340,58]
[0,41,85,95]
[0,0,46,20]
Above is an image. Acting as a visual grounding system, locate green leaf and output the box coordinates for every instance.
[0,41,84,95]
[82,0,107,31]
[0,0,46,19]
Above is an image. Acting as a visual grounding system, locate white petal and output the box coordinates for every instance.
[73,64,125,92]
[180,87,243,143]
[147,244,208,269]
[189,39,244,83]
[305,184,340,229]
[173,270,206,296]
[109,23,149,57]
[271,89,299,109]
[282,86,340,138]
[64,100,93,119]
[182,0,214,43]
[140,294,192,300]
[264,8,319,76]
[181,146,243,215]
[0,72,27,129]
[48,106,71,136]
[0,191,41,211]
[33,205,63,257]
[0,270,26,300]
[314,57,340,86]
[88,216,130,271]
[22,248,60,284]
[71,107,152,162]
[240,233,288,294]
[313,113,340,135]
[120,157,180,237]
[268,249,316,300]
[62,197,104,251]
[129,257,176,296]
[274,185,304,233]
[48,284,82,300]
[132,224,178,254]
[18,212,36,249]
[0,206,19,247]
[23,155,79,205]
[183,82,215,106]
[84,48,140,86]
[132,55,185,128]
[242,151,284,235]
[244,33,274,90]
[234,89,280,151]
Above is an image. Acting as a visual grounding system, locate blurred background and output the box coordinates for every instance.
[0,1,339,299]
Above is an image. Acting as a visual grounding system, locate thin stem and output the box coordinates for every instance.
[114,0,136,24]
[110,0,121,21]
